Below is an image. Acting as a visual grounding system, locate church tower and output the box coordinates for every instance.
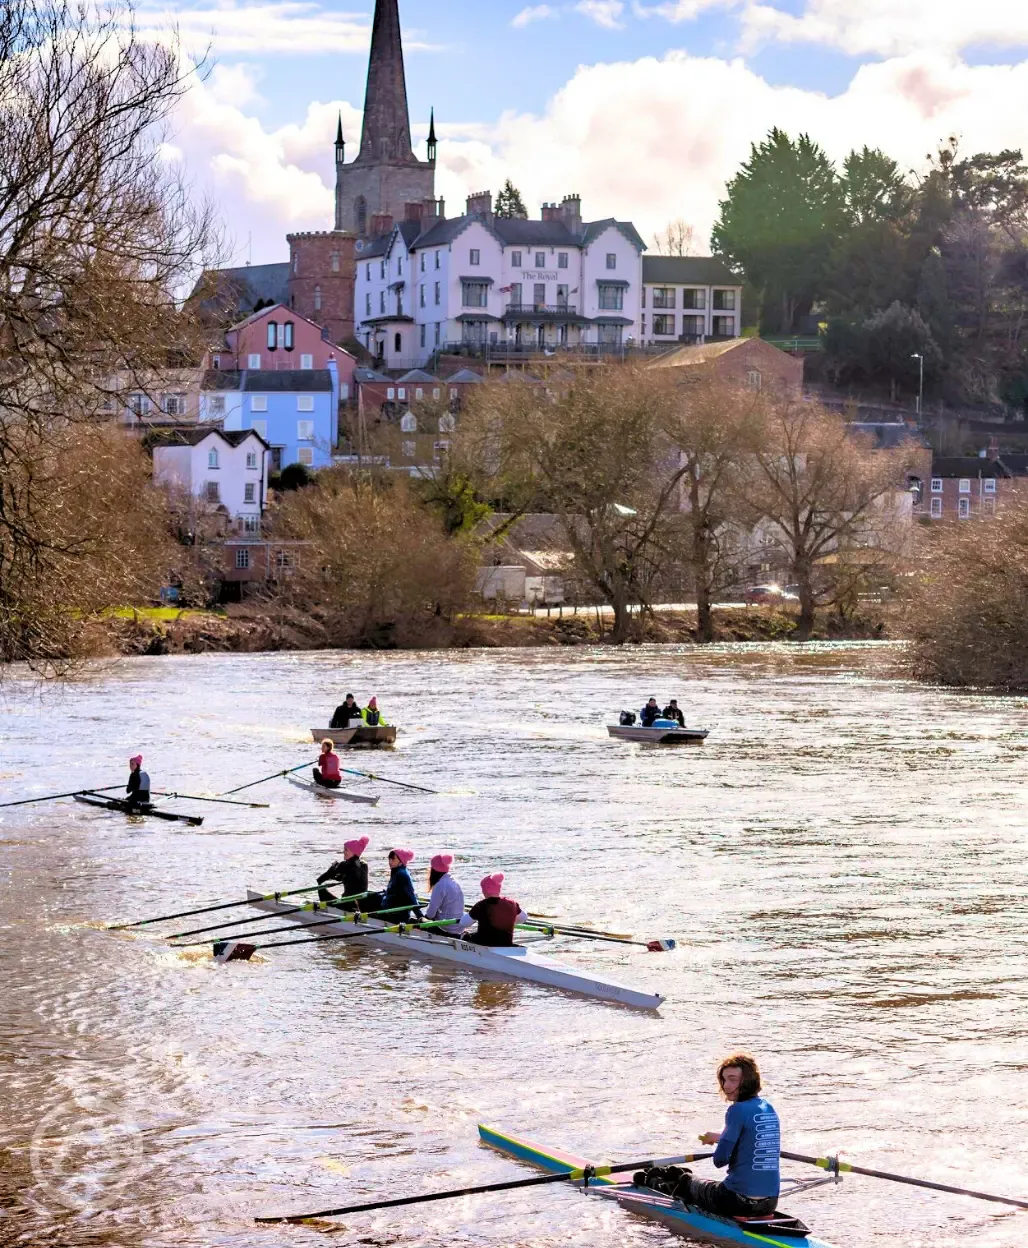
[334,0,436,236]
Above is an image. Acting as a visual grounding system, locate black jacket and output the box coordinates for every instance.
[318,856,369,897]
[662,704,685,726]
[330,702,361,729]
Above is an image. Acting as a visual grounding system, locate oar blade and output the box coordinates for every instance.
[213,940,257,963]
[646,939,676,952]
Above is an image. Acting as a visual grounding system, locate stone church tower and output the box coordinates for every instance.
[334,0,437,236]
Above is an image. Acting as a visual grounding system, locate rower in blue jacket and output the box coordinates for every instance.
[640,696,662,727]
[361,848,421,923]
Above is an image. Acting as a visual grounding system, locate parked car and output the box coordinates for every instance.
[744,584,799,605]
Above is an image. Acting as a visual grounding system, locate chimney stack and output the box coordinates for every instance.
[404,201,424,222]
[987,435,1000,460]
[561,194,582,231]
[465,190,493,219]
[369,212,394,236]
[541,203,561,222]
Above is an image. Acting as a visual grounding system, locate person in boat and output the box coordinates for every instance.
[423,854,469,933]
[125,755,151,810]
[313,739,342,789]
[361,696,388,728]
[636,1052,780,1220]
[317,836,370,906]
[662,699,685,727]
[330,693,362,730]
[360,848,420,923]
[463,873,528,948]
[639,696,662,727]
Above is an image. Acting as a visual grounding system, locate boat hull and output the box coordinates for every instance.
[607,725,709,744]
[286,775,380,806]
[72,793,204,826]
[245,892,664,1010]
[310,726,397,746]
[478,1126,836,1248]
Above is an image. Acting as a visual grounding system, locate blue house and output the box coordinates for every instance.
[208,359,339,471]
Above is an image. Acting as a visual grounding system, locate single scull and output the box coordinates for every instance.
[286,776,380,806]
[73,793,204,826]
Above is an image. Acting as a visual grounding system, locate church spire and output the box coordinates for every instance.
[357,0,414,164]
[427,107,437,163]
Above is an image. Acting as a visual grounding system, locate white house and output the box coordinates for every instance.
[640,256,743,346]
[354,192,647,369]
[152,428,270,535]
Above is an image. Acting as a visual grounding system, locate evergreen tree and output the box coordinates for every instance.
[494,179,528,219]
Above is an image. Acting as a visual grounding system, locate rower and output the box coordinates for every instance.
[463,874,527,947]
[330,693,362,731]
[317,836,370,905]
[662,698,685,727]
[361,696,387,728]
[313,739,342,789]
[361,848,420,923]
[423,854,469,932]
[639,696,661,727]
[126,755,151,810]
[636,1053,780,1220]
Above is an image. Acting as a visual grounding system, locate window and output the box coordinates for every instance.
[462,281,489,308]
[420,284,425,307]
[207,448,219,468]
[420,324,426,348]
[314,285,322,311]
[712,316,735,336]
[297,447,314,467]
[380,261,385,280]
[297,419,314,440]
[434,323,441,346]
[267,321,277,349]
[434,281,440,305]
[297,395,315,412]
[930,477,943,493]
[958,497,970,519]
[212,355,221,370]
[433,439,451,462]
[235,548,250,569]
[357,197,367,236]
[244,483,256,503]
[397,387,406,400]
[510,282,522,307]
[340,383,349,400]
[243,515,260,533]
[251,395,268,412]
[747,369,762,392]
[366,294,372,316]
[415,387,424,399]
[162,393,186,415]
[558,252,568,269]
[435,251,441,270]
[682,289,706,310]
[251,419,267,438]
[397,256,403,276]
[366,264,371,279]
[449,388,458,399]
[205,481,220,503]
[606,253,616,270]
[432,387,440,399]
[598,284,624,311]
[958,478,971,493]
[984,496,996,514]
[653,314,675,336]
[275,550,293,570]
[247,353,261,369]
[394,332,402,354]
[208,395,225,416]
[713,289,737,311]
[652,287,675,309]
[331,252,340,272]
[402,440,416,457]
[387,387,395,400]
[534,283,546,309]
[379,292,386,314]
[984,478,997,494]
[420,252,425,272]
[469,248,481,266]
[284,322,294,350]
[641,288,646,308]
[682,315,704,338]
[930,497,942,518]
[439,413,455,433]
[535,251,545,267]
[293,254,299,275]
[246,451,257,469]
[300,353,313,370]
[511,250,522,268]
[400,412,417,432]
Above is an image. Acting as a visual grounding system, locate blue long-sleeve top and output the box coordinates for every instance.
[713,1096,781,1200]
[378,865,421,919]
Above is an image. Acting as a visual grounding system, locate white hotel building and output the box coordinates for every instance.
[354,192,649,369]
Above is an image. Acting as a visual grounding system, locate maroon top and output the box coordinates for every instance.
[467,896,521,947]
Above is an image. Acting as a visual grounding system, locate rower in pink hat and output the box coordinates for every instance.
[423,853,469,933]
[317,836,370,906]
[125,754,151,810]
[463,873,528,947]
[360,847,421,924]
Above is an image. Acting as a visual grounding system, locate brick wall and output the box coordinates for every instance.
[287,232,356,345]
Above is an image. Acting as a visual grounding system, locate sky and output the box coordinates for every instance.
[144,0,1028,267]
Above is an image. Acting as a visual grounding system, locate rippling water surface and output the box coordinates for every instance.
[1,643,1027,1248]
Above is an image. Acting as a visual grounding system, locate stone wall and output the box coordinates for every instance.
[335,161,435,235]
[287,231,356,345]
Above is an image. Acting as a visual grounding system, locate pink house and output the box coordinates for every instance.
[213,304,356,398]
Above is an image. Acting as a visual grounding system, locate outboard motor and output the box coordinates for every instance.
[619,710,637,726]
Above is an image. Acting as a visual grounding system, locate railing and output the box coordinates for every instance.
[503,303,578,316]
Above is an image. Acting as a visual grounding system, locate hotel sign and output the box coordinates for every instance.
[519,270,558,281]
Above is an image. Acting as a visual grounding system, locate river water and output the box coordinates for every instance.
[1,644,1026,1248]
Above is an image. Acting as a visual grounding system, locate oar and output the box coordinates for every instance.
[341,767,439,795]
[254,1150,715,1223]
[194,901,429,951]
[106,882,328,931]
[149,791,269,809]
[518,922,675,952]
[220,759,317,797]
[0,784,124,810]
[165,892,370,939]
[526,912,633,939]
[782,1151,1028,1211]
[215,916,460,963]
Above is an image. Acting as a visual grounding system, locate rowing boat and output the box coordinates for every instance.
[72,793,204,826]
[244,891,665,1010]
[286,775,380,806]
[478,1126,837,1248]
[607,724,710,744]
[309,726,397,746]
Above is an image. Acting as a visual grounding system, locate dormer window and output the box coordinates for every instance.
[267,321,278,350]
[284,322,294,350]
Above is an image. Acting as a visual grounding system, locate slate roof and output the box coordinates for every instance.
[353,367,394,383]
[643,256,741,286]
[202,369,242,391]
[932,456,1013,478]
[241,369,333,392]
[151,427,269,449]
[398,369,437,382]
[191,263,290,317]
[580,218,647,252]
[445,368,485,383]
[356,234,392,261]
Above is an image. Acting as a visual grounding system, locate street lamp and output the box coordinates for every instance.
[911,352,924,419]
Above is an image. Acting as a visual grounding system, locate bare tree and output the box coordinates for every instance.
[0,0,219,665]
[654,219,696,257]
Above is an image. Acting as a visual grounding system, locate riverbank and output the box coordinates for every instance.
[97,601,897,656]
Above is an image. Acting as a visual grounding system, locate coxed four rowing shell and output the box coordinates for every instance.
[244,891,665,1010]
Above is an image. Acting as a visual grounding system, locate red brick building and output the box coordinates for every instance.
[918,447,1026,520]
[648,336,804,397]
[287,231,356,345]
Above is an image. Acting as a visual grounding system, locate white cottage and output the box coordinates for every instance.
[152,428,270,534]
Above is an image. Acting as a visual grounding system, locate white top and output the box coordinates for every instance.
[424,873,469,929]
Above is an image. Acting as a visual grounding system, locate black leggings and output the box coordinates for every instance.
[681,1177,777,1219]
[313,768,340,788]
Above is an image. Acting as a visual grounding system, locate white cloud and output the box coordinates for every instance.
[741,0,1028,57]
[633,0,739,20]
[574,1,626,30]
[511,4,558,27]
[168,49,1028,266]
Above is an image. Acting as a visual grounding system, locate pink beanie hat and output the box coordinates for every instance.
[344,836,369,857]
[481,872,504,898]
[430,853,452,873]
[391,847,415,866]
[369,696,378,708]
[129,755,143,767]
